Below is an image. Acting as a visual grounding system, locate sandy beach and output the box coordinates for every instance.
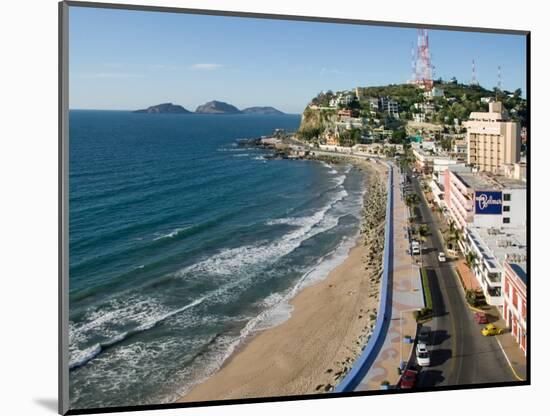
[178,160,387,403]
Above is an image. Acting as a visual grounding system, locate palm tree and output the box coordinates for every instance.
[465,251,478,272]
[418,224,429,238]
[446,221,463,252]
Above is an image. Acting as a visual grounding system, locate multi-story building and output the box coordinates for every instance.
[379,97,399,117]
[412,146,435,174]
[329,93,355,108]
[462,226,526,308]
[465,102,520,173]
[503,260,527,356]
[443,168,526,230]
[413,113,426,123]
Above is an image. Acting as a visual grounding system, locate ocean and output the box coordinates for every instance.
[68,110,366,409]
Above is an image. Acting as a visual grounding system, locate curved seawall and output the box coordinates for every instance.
[334,163,394,393]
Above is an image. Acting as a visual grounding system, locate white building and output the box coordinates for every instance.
[329,93,355,108]
[318,144,352,153]
[424,87,444,99]
[463,226,526,308]
[443,169,527,230]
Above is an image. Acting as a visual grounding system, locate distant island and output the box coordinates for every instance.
[195,100,241,114]
[134,103,191,114]
[241,106,284,115]
[134,100,284,115]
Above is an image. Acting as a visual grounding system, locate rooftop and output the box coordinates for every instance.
[466,226,527,273]
[450,170,526,191]
[508,262,527,285]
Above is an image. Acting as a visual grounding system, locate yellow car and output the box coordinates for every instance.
[481,324,503,336]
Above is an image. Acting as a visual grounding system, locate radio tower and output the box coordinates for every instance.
[497,65,502,90]
[471,59,479,86]
[414,29,433,90]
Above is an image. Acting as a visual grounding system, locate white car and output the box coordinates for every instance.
[411,241,420,255]
[416,343,430,367]
[438,252,446,263]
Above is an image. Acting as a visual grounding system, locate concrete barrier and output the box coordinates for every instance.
[333,163,394,393]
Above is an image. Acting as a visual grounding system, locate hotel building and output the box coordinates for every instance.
[443,168,526,230]
[465,102,520,174]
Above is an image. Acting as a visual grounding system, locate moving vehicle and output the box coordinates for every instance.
[416,343,430,367]
[481,323,503,336]
[398,369,418,389]
[438,252,446,263]
[417,326,431,344]
[474,312,488,324]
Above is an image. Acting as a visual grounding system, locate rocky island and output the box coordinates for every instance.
[195,100,242,114]
[133,102,191,114]
[134,101,285,115]
[241,106,284,115]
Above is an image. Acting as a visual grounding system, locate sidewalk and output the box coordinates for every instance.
[354,165,425,391]
[455,259,481,291]
[487,306,527,381]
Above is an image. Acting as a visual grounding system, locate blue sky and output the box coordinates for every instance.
[69,6,527,113]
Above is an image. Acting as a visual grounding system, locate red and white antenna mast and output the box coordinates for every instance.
[471,59,478,86]
[415,29,433,90]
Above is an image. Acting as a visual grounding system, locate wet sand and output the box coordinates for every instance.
[177,161,387,402]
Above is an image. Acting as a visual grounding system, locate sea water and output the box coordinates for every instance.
[68,110,366,408]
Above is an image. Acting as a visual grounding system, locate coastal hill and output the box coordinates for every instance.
[297,81,527,143]
[195,100,241,114]
[133,103,191,114]
[241,106,284,115]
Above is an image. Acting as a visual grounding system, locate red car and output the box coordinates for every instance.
[474,312,488,324]
[398,369,418,389]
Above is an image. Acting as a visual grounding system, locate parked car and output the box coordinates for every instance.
[438,252,446,263]
[398,369,418,389]
[411,241,420,255]
[416,343,430,367]
[481,323,503,336]
[474,312,488,324]
[417,326,431,344]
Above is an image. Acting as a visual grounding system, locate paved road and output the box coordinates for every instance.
[405,170,517,387]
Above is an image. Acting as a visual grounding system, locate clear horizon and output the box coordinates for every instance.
[69,6,527,114]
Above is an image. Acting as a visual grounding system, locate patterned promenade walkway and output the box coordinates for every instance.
[355,164,425,391]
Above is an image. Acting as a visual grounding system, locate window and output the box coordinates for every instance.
[504,193,511,201]
[503,217,510,224]
[503,205,510,212]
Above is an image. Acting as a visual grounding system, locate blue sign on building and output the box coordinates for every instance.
[474,191,503,215]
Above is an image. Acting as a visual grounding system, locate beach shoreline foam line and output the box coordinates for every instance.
[176,160,388,402]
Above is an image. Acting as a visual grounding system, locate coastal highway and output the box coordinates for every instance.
[407,171,517,387]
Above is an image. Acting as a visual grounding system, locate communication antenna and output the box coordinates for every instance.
[471,59,478,86]
[415,29,433,89]
[496,65,502,100]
